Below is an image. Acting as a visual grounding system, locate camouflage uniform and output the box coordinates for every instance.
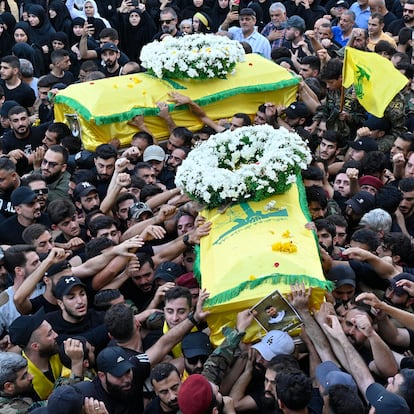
[313,87,366,143]
[0,393,44,414]
[384,92,407,138]
[202,326,245,385]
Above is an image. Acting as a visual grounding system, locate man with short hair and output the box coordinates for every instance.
[48,49,75,86]
[0,352,37,413]
[0,245,43,337]
[392,177,414,236]
[166,147,189,173]
[41,122,72,150]
[0,55,35,111]
[40,145,71,202]
[367,12,397,51]
[153,8,182,41]
[332,10,356,46]
[2,105,49,165]
[220,8,271,59]
[0,157,20,219]
[261,2,287,49]
[146,363,182,414]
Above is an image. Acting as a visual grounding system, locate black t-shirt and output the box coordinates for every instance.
[120,278,156,312]
[30,295,60,314]
[45,309,109,352]
[0,213,50,245]
[2,122,50,155]
[0,80,35,109]
[75,352,151,414]
[47,71,75,86]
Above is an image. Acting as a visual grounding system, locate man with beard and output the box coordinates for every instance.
[40,146,71,202]
[0,157,20,220]
[2,106,49,167]
[100,43,122,78]
[315,218,342,259]
[145,363,182,414]
[73,182,101,217]
[152,8,182,41]
[0,187,49,245]
[316,131,341,167]
[181,332,212,379]
[341,305,398,374]
[392,177,414,237]
[166,147,189,174]
[24,175,49,214]
[0,352,38,413]
[45,276,109,353]
[8,308,65,400]
[388,0,414,36]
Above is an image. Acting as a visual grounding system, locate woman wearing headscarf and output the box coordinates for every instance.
[182,0,212,20]
[27,4,56,53]
[65,0,111,29]
[0,12,16,36]
[13,21,31,44]
[48,0,73,37]
[0,16,13,57]
[12,42,45,76]
[210,0,229,32]
[192,10,212,32]
[119,7,157,63]
[13,20,47,75]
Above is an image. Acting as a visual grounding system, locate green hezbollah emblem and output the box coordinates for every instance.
[354,64,371,100]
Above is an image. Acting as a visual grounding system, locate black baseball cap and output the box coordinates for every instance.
[97,346,135,377]
[9,308,45,347]
[54,276,86,299]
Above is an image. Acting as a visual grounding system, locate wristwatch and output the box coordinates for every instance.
[183,234,192,247]
[187,311,199,325]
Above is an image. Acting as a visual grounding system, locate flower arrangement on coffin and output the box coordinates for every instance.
[175,125,312,209]
[140,33,245,80]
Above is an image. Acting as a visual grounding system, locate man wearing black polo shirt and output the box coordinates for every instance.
[0,187,49,245]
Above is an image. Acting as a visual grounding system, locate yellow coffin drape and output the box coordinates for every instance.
[54,54,299,150]
[199,180,330,345]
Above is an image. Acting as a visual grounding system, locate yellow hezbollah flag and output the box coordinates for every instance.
[199,180,330,345]
[342,47,408,118]
[54,54,299,151]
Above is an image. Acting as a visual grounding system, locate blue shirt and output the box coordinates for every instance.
[349,3,371,29]
[228,27,272,59]
[332,25,351,47]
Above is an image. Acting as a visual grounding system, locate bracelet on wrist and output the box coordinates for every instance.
[187,311,199,325]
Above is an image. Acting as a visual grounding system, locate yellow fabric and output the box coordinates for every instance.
[23,352,63,400]
[342,46,408,117]
[54,54,299,150]
[162,320,198,358]
[198,183,327,346]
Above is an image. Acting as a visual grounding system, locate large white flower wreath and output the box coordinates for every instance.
[140,34,245,80]
[175,125,312,209]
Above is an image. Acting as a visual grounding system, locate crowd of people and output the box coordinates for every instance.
[1,0,414,413]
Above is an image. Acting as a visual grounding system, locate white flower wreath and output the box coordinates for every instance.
[175,125,312,209]
[140,34,245,80]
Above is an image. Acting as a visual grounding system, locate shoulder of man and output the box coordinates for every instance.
[0,395,34,414]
